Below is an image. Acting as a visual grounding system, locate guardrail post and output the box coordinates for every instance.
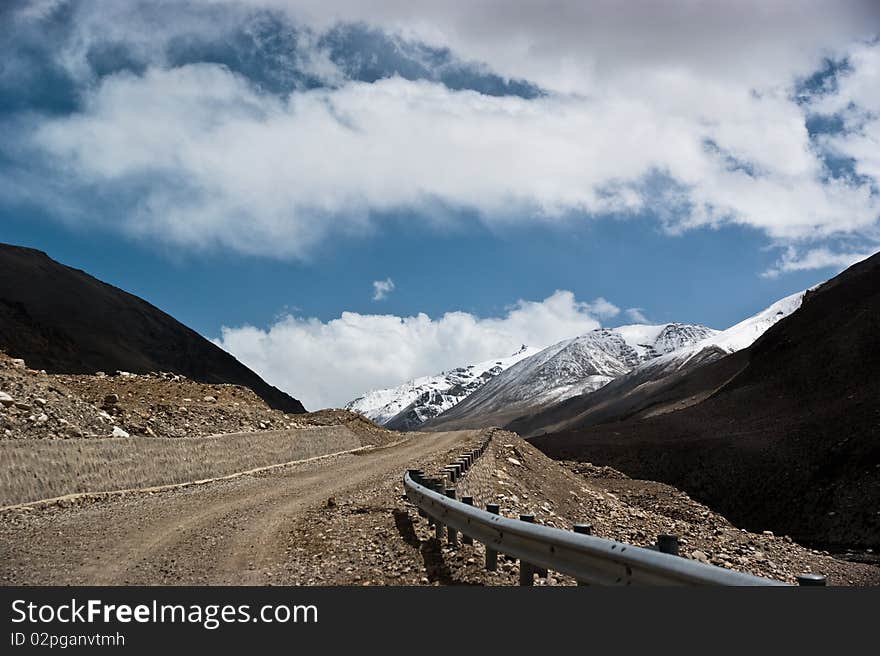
[445,488,458,546]
[423,478,436,526]
[519,514,536,586]
[408,470,429,518]
[432,480,445,541]
[415,471,427,518]
[485,504,499,571]
[461,497,474,545]
[796,574,827,586]
[657,534,679,556]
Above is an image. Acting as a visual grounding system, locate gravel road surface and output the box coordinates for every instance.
[0,430,478,585]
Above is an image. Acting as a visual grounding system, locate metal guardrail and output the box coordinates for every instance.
[404,469,792,586]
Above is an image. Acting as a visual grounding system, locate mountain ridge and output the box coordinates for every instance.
[345,345,540,428]
[420,322,718,431]
[0,243,305,413]
[507,290,805,437]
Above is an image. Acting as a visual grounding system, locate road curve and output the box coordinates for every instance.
[0,429,478,585]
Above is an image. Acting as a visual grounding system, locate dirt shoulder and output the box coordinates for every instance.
[0,430,480,585]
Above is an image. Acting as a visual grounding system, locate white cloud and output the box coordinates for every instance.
[812,41,880,186]
[12,0,67,21]
[26,56,880,258]
[214,290,610,409]
[585,297,619,319]
[6,1,880,268]
[241,0,880,93]
[762,246,877,277]
[625,308,649,323]
[372,277,395,301]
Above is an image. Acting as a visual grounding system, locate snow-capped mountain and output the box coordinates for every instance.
[639,290,806,374]
[422,323,717,430]
[348,291,807,434]
[428,291,806,434]
[344,345,540,427]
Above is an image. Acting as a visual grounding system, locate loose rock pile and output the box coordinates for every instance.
[0,351,382,441]
[446,434,878,585]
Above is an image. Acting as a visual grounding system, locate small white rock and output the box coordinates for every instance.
[111,426,130,438]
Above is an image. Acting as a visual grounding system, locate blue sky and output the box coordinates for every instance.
[1,1,879,408]
[3,202,827,335]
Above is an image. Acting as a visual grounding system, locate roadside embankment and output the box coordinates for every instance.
[0,425,370,507]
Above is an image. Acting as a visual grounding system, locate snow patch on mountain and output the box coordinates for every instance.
[344,345,539,425]
[421,323,718,430]
[466,323,718,407]
[644,290,806,372]
[703,290,805,352]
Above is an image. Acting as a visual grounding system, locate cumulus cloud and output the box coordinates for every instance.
[372,277,395,301]
[23,57,880,257]
[214,290,611,409]
[4,1,880,268]
[811,41,880,185]
[625,308,649,324]
[242,0,880,92]
[762,246,877,277]
[584,297,619,319]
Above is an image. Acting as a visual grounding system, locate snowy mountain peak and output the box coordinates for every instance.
[450,323,718,412]
[343,346,541,426]
[422,292,806,433]
[640,290,806,374]
[350,321,717,431]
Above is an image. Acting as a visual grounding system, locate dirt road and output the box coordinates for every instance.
[0,429,479,585]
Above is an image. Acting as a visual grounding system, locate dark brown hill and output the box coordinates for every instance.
[531,252,880,549]
[0,243,305,413]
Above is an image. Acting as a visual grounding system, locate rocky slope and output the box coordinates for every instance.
[289,429,877,585]
[0,350,366,441]
[0,243,304,413]
[531,253,880,549]
[423,323,717,431]
[345,345,539,429]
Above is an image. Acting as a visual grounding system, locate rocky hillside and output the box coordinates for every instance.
[0,350,366,440]
[531,253,880,549]
[0,243,304,413]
